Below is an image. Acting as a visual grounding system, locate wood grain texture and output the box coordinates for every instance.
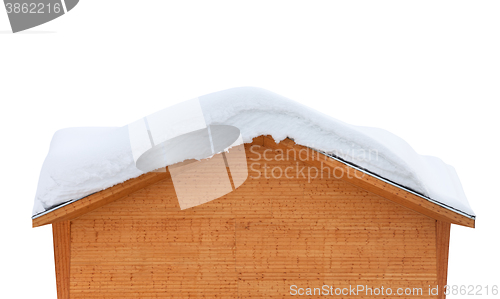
[33,135,474,228]
[261,136,474,228]
[436,221,451,299]
[53,221,71,299]
[33,172,169,228]
[68,143,440,298]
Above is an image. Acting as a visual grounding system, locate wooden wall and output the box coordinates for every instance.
[68,141,440,298]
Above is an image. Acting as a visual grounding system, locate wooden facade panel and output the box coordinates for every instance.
[71,216,238,298]
[436,221,451,299]
[69,144,440,298]
[53,220,71,299]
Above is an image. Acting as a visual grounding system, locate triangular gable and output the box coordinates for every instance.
[33,135,475,228]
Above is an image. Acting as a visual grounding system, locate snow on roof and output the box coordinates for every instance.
[32,87,475,218]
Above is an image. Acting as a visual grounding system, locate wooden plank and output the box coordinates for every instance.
[34,135,473,227]
[261,135,475,228]
[33,172,169,227]
[67,144,440,298]
[436,221,451,299]
[53,220,71,299]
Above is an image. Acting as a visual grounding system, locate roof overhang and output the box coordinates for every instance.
[33,135,475,228]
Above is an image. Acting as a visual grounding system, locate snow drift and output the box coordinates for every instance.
[32,87,475,218]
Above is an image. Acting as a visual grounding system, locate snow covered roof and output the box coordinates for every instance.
[32,87,475,220]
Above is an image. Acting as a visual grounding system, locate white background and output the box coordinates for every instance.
[0,1,498,298]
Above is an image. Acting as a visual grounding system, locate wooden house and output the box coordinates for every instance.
[33,135,474,299]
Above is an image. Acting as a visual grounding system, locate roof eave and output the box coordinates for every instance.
[32,135,475,229]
